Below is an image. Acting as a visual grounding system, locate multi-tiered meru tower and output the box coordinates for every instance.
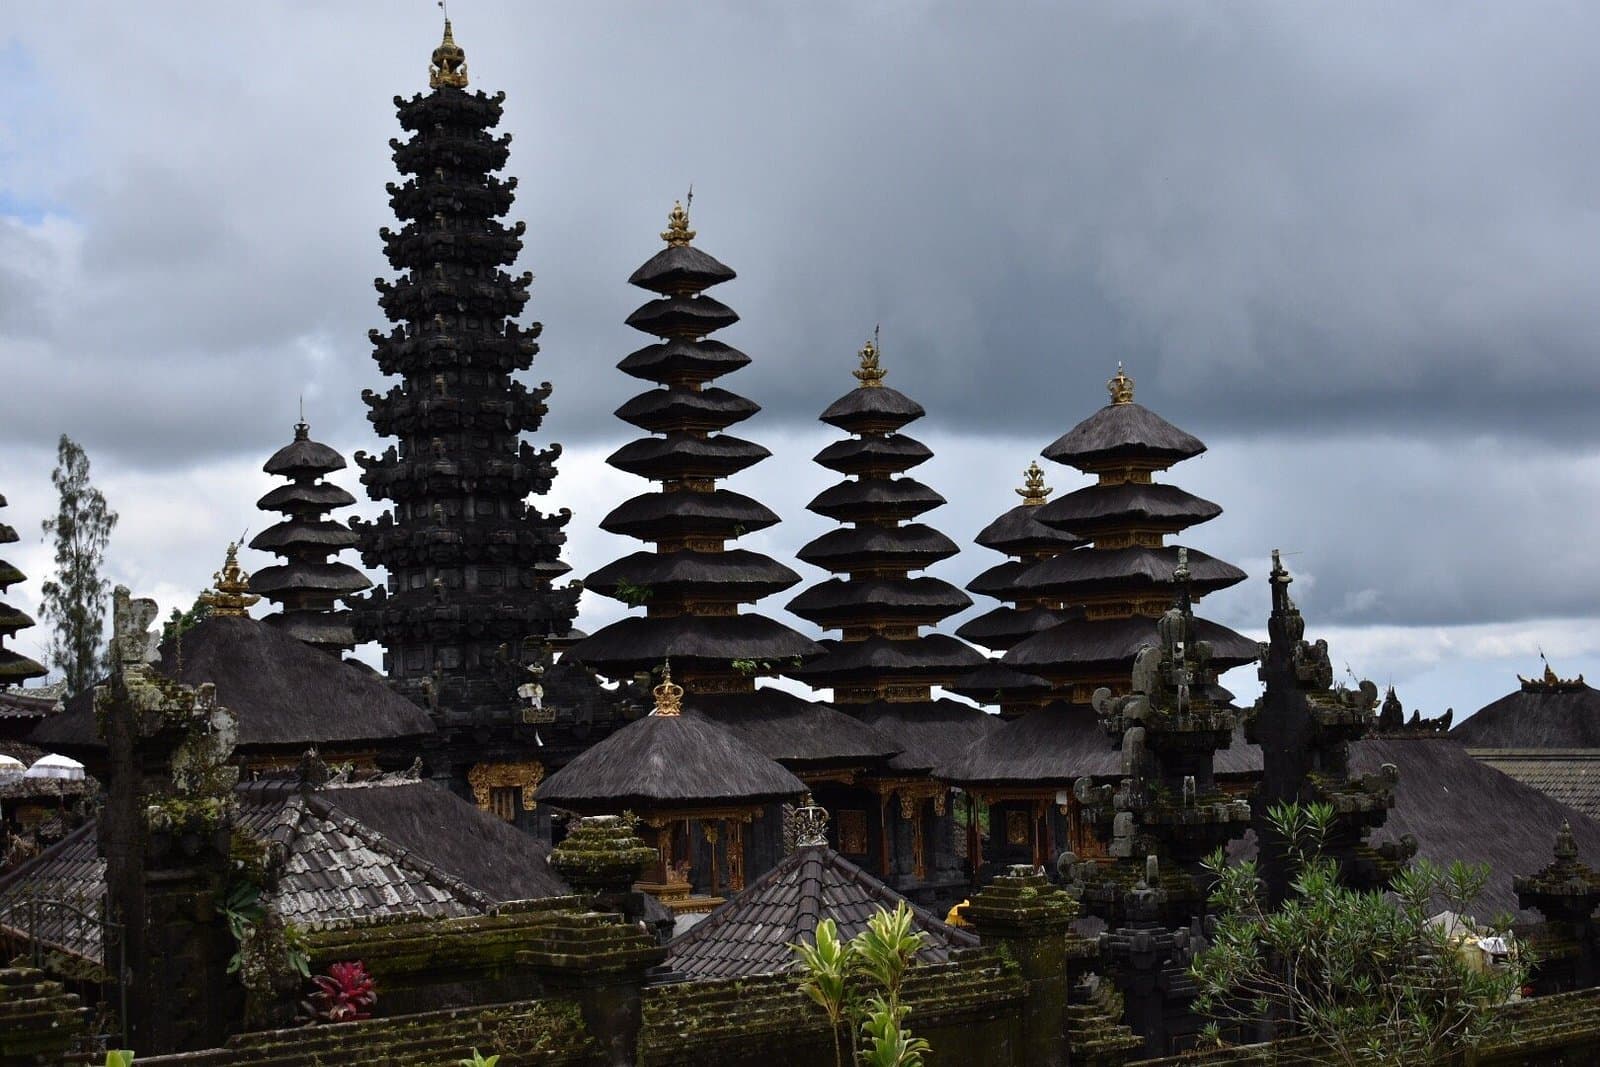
[565,203,822,690]
[1003,365,1256,703]
[952,461,1083,718]
[787,338,993,904]
[0,492,46,688]
[351,23,598,815]
[249,420,371,657]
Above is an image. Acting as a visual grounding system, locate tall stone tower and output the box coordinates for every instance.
[351,22,590,813]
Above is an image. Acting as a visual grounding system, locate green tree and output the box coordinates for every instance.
[1192,801,1528,1067]
[161,593,213,643]
[39,435,117,697]
[790,902,932,1067]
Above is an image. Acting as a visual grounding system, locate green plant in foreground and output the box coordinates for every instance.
[1192,801,1528,1067]
[104,1052,135,1067]
[793,917,853,1067]
[790,902,931,1067]
[458,1050,500,1067]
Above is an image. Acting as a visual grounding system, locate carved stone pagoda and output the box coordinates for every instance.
[953,460,1082,718]
[0,492,46,688]
[1003,365,1255,705]
[1064,552,1253,926]
[1515,821,1600,992]
[248,419,371,656]
[786,337,993,905]
[564,201,821,691]
[1246,550,1408,903]
[349,22,599,814]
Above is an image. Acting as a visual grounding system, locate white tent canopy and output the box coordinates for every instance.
[0,755,24,780]
[24,753,85,781]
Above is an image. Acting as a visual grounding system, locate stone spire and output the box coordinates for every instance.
[0,492,46,687]
[351,26,585,785]
[249,420,371,656]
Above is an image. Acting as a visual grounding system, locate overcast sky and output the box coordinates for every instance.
[4,2,1600,717]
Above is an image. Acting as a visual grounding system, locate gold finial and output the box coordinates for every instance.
[661,200,695,247]
[652,661,684,717]
[853,326,886,388]
[429,18,469,90]
[198,543,260,618]
[1015,460,1051,505]
[1108,362,1135,405]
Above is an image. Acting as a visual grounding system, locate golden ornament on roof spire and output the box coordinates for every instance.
[1015,460,1051,505]
[1108,362,1135,405]
[853,333,886,389]
[198,543,260,618]
[661,201,695,247]
[429,18,469,89]
[652,661,684,717]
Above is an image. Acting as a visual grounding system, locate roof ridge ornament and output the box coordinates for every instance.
[661,199,696,247]
[853,326,886,389]
[652,660,684,716]
[198,542,260,618]
[1108,362,1135,405]
[429,17,469,90]
[793,792,830,848]
[1015,460,1051,505]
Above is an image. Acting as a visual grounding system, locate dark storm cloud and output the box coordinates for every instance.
[4,2,1600,656]
[4,2,1600,465]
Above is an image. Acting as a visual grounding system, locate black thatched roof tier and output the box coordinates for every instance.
[257,482,358,512]
[667,843,976,980]
[248,561,374,596]
[262,612,358,649]
[585,550,801,601]
[0,492,45,686]
[563,614,823,677]
[818,386,926,435]
[318,778,569,902]
[813,435,933,476]
[607,432,770,480]
[1035,483,1222,537]
[945,710,1260,785]
[535,712,806,810]
[807,477,945,523]
[942,708,1120,784]
[599,490,779,540]
[847,700,1000,773]
[614,386,760,434]
[1451,681,1600,748]
[685,688,901,769]
[954,605,1066,651]
[946,662,1052,704]
[796,524,960,572]
[798,634,989,687]
[974,504,1086,555]
[1042,402,1206,471]
[966,559,1026,598]
[624,294,740,338]
[787,577,971,629]
[1349,737,1600,921]
[1010,546,1246,600]
[1003,615,1258,675]
[33,616,435,755]
[249,520,361,552]
[263,434,348,478]
[618,339,751,384]
[627,243,738,295]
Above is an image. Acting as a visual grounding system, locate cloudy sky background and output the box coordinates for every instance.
[5,1,1600,717]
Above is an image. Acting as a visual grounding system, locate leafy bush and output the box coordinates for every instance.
[1192,802,1528,1066]
[790,902,931,1067]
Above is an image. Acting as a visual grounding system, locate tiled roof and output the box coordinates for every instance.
[667,844,978,980]
[0,777,565,965]
[1468,749,1600,821]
